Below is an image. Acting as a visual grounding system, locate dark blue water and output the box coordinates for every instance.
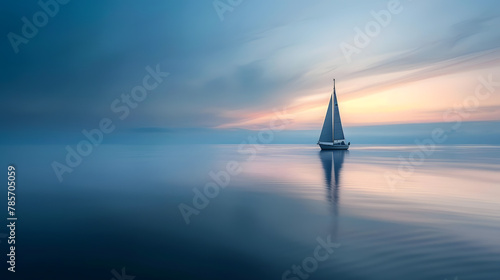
[1,144,499,280]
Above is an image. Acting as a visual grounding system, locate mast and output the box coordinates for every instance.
[332,79,335,142]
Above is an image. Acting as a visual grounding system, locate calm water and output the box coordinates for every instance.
[1,144,500,280]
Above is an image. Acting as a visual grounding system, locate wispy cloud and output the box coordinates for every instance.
[1,0,500,135]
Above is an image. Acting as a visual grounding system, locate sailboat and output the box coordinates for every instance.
[318,79,350,150]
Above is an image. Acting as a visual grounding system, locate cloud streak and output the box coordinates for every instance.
[1,0,500,137]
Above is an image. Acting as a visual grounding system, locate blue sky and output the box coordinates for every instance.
[1,0,499,144]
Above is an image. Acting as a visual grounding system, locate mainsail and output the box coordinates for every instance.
[333,88,345,140]
[319,80,345,143]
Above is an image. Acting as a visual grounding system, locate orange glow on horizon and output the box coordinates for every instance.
[216,66,500,130]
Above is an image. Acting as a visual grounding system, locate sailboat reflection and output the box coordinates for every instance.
[319,150,348,240]
[319,150,348,202]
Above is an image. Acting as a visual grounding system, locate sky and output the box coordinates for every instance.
[1,0,500,144]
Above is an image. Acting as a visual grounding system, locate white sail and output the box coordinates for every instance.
[319,95,333,142]
[318,79,349,150]
[333,89,345,140]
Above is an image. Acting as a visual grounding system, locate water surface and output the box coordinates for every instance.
[1,144,499,280]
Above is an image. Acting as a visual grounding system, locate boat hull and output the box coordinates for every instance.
[319,143,349,150]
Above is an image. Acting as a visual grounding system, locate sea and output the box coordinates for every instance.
[1,144,499,280]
